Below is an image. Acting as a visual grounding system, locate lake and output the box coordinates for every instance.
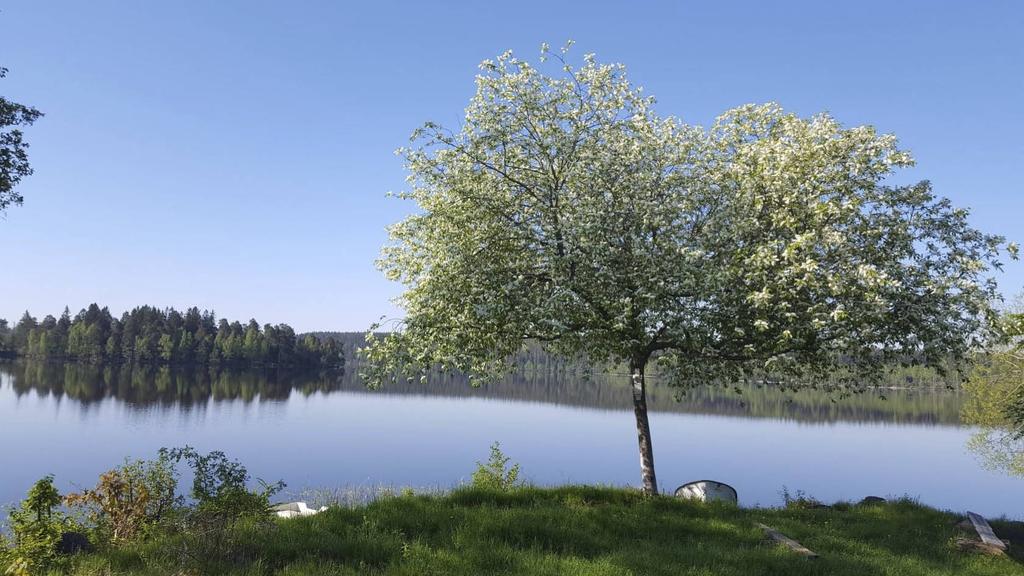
[1,360,1021,519]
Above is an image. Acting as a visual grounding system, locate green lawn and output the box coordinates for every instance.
[69,486,1022,576]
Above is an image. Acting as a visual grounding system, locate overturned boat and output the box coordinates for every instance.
[272,501,328,519]
[673,480,738,504]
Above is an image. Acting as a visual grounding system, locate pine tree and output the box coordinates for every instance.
[177,330,194,364]
[158,333,176,362]
[13,311,37,352]
[0,319,10,353]
[243,320,262,362]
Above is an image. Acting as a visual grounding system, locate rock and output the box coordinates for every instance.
[757,523,819,558]
[859,496,886,505]
[674,480,738,504]
[954,537,1006,556]
[56,531,93,555]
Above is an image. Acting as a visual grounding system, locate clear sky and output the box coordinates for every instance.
[1,1,1022,332]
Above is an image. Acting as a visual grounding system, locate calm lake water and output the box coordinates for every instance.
[1,360,1021,519]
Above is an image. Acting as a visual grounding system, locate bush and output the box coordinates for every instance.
[780,486,825,509]
[159,446,285,565]
[64,454,180,543]
[1,475,72,575]
[160,447,284,518]
[471,442,521,491]
[3,449,285,574]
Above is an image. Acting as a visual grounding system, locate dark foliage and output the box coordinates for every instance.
[0,304,344,368]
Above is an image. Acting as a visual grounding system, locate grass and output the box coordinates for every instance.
[66,485,1023,576]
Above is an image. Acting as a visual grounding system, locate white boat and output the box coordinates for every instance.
[271,501,328,519]
[673,480,737,504]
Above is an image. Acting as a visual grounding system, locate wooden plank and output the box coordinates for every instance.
[966,511,1006,550]
[756,523,819,558]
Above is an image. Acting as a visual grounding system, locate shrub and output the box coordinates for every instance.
[4,450,286,574]
[64,454,180,543]
[780,486,824,509]
[471,442,521,491]
[1,475,71,574]
[160,447,284,517]
[159,446,285,565]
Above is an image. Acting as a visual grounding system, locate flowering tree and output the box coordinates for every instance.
[963,311,1024,477]
[364,44,1015,494]
[1,66,43,214]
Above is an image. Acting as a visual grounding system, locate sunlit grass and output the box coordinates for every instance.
[66,485,1023,575]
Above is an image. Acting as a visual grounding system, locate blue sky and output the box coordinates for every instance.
[2,1,1022,331]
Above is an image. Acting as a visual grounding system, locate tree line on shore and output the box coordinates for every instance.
[0,304,344,368]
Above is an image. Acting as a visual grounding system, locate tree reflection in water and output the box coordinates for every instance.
[2,360,342,406]
[0,360,965,426]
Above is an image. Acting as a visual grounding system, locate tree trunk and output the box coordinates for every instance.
[630,360,658,494]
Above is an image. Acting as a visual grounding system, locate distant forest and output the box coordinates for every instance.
[0,310,957,386]
[0,304,344,368]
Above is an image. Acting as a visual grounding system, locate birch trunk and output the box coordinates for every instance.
[630,361,658,494]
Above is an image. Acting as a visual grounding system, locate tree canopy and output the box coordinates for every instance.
[0,66,42,213]
[0,304,344,369]
[364,44,1015,492]
[963,310,1024,477]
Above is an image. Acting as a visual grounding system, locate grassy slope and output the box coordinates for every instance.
[70,486,1023,576]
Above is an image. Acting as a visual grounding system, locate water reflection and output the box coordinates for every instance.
[1,360,1021,519]
[965,430,1024,477]
[0,360,964,425]
[2,360,342,406]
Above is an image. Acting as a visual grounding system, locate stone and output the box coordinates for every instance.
[859,496,886,505]
[56,531,93,555]
[954,537,1006,556]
